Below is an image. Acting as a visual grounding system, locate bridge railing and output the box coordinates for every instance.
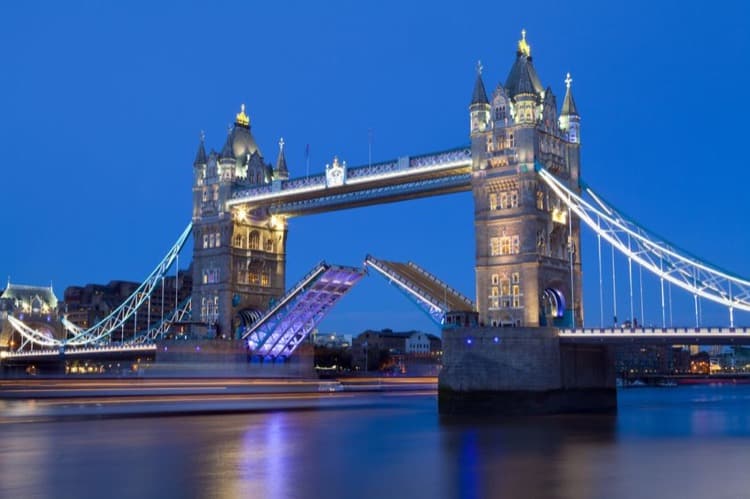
[559,327,750,335]
[231,146,471,202]
[0,343,156,360]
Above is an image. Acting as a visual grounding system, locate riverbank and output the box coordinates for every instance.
[619,373,750,387]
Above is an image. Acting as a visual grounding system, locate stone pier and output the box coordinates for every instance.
[438,327,616,415]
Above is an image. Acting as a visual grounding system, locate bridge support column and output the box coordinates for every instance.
[438,327,617,415]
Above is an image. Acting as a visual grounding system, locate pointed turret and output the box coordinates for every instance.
[470,61,491,135]
[220,126,235,161]
[471,65,489,105]
[560,72,579,117]
[194,131,207,166]
[274,137,289,181]
[559,72,581,144]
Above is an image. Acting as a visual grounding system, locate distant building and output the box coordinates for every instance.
[61,268,192,340]
[352,329,442,374]
[313,332,352,349]
[615,345,690,376]
[0,281,61,349]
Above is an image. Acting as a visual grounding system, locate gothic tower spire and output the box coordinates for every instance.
[559,72,581,144]
[470,61,491,135]
[194,130,207,166]
[274,137,289,181]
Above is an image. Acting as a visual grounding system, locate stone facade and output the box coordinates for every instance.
[470,32,583,328]
[191,107,289,339]
[439,327,616,415]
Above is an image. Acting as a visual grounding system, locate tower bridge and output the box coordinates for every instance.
[4,30,750,414]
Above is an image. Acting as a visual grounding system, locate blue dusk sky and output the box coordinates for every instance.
[1,1,748,335]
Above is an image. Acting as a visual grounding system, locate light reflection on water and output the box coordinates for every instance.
[2,386,750,499]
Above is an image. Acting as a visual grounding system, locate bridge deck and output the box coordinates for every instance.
[365,255,474,325]
[242,262,365,360]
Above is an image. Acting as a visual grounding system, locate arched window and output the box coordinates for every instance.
[249,231,260,250]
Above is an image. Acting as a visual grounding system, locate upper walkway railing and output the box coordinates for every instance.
[229,146,471,206]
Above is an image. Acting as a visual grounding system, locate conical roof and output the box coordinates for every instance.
[504,30,543,98]
[193,132,207,165]
[275,138,289,179]
[561,73,579,116]
[220,128,235,160]
[471,66,489,105]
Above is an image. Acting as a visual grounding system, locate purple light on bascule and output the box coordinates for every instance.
[195,346,201,352]
[466,337,473,345]
[493,336,500,344]
[163,346,168,351]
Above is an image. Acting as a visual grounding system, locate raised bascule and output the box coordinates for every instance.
[4,31,750,414]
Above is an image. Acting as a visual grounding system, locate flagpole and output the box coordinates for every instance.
[305,144,310,177]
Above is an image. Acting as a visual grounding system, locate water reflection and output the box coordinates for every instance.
[2,388,750,499]
[439,413,616,499]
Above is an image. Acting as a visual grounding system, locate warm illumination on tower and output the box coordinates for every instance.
[235,104,250,128]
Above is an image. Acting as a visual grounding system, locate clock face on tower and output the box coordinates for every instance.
[325,156,346,187]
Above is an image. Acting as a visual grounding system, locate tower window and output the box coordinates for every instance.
[249,231,260,250]
[500,236,511,255]
[512,272,520,284]
[209,234,215,248]
[491,274,499,285]
[499,192,508,209]
[490,237,500,256]
[203,235,208,249]
[214,232,220,247]
[489,193,497,211]
[510,191,519,208]
[536,191,544,210]
[512,285,521,308]
[512,235,520,254]
[249,271,260,285]
[500,278,510,296]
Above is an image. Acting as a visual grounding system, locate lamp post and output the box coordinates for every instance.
[363,340,368,373]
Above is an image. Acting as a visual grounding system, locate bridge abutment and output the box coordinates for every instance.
[438,327,616,415]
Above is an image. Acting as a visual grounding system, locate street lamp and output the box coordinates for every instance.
[363,340,368,373]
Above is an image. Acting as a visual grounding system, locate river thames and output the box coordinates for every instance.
[2,384,750,499]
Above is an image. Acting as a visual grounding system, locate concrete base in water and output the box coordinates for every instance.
[438,327,617,415]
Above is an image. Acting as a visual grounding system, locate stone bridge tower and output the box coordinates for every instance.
[470,31,583,328]
[191,106,288,339]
